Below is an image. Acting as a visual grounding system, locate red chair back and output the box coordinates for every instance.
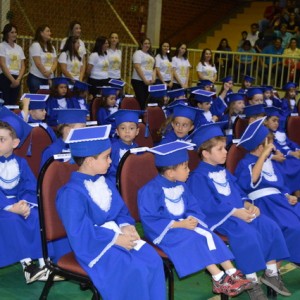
[233,117,248,139]
[225,143,247,174]
[134,123,154,148]
[188,150,200,172]
[120,97,141,110]
[90,97,102,121]
[14,126,53,177]
[286,116,300,145]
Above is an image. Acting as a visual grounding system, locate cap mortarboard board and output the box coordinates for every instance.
[167,88,186,99]
[147,140,195,167]
[243,75,255,83]
[222,75,233,83]
[282,82,298,91]
[244,104,265,118]
[261,85,273,92]
[108,79,126,88]
[246,87,263,98]
[198,80,213,87]
[227,93,245,103]
[237,117,269,151]
[148,84,167,98]
[101,86,121,97]
[73,80,91,91]
[21,93,49,110]
[52,77,70,86]
[192,89,216,103]
[106,109,144,126]
[55,109,88,124]
[65,125,111,157]
[0,106,32,147]
[265,106,282,118]
[166,103,199,122]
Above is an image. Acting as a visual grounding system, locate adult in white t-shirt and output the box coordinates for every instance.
[59,36,84,81]
[60,20,87,74]
[196,48,217,83]
[0,24,25,105]
[86,36,109,97]
[172,43,191,90]
[155,41,173,89]
[27,25,57,93]
[131,37,155,109]
[107,32,122,80]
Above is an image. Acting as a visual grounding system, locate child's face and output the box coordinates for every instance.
[171,161,190,182]
[249,94,264,105]
[116,122,139,145]
[203,140,227,166]
[204,85,212,91]
[0,128,19,157]
[244,80,252,88]
[106,95,116,107]
[265,116,279,131]
[224,81,233,89]
[264,91,272,99]
[197,102,211,112]
[232,100,245,114]
[30,109,46,121]
[57,84,68,97]
[90,148,112,175]
[288,88,296,99]
[171,117,194,138]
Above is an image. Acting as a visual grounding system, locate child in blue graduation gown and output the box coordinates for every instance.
[0,107,47,283]
[235,118,300,268]
[237,75,255,94]
[40,109,87,169]
[138,141,253,297]
[56,125,166,300]
[187,123,291,298]
[70,80,90,112]
[105,109,142,183]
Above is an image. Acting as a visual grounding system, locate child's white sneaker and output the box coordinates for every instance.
[23,262,47,284]
[37,267,65,282]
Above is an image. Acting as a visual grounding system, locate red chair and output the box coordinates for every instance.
[119,97,141,110]
[37,157,100,300]
[14,126,53,178]
[134,123,154,148]
[90,97,102,121]
[37,89,50,95]
[143,106,166,143]
[225,143,247,174]
[286,116,300,145]
[233,117,248,139]
[188,150,200,172]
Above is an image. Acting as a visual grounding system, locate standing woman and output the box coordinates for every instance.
[58,36,84,81]
[86,36,109,97]
[197,48,217,83]
[0,24,25,105]
[155,41,173,89]
[27,25,57,93]
[131,37,156,109]
[172,42,191,89]
[60,21,86,75]
[107,32,122,80]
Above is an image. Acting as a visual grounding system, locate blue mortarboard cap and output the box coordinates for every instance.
[243,75,255,83]
[265,106,282,117]
[227,93,245,103]
[66,125,111,157]
[198,80,213,87]
[109,79,126,88]
[0,106,32,147]
[148,141,195,167]
[55,109,88,124]
[189,122,226,149]
[101,86,121,96]
[244,104,265,118]
[167,88,186,99]
[52,77,70,86]
[73,80,90,91]
[246,87,263,98]
[261,85,273,92]
[282,82,298,91]
[237,117,269,151]
[222,75,233,83]
[106,109,144,127]
[148,84,167,98]
[21,93,49,110]
[192,89,216,103]
[167,103,199,122]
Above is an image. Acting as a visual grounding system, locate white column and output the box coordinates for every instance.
[146,0,162,47]
[0,0,10,31]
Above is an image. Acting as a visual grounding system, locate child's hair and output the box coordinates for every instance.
[61,36,81,61]
[197,136,226,159]
[73,153,100,167]
[99,95,113,108]
[56,124,69,138]
[156,161,187,175]
[158,114,174,137]
[251,131,274,151]
[33,24,54,53]
[50,83,72,98]
[0,121,17,139]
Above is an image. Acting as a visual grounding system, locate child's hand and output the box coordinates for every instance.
[115,234,136,250]
[172,216,198,230]
[22,97,30,109]
[271,150,286,162]
[212,115,219,122]
[9,200,31,218]
[246,204,260,218]
[290,151,300,159]
[233,208,255,222]
[121,225,140,240]
[261,139,275,159]
[286,194,298,205]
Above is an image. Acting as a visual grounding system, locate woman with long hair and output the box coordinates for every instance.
[197,48,217,83]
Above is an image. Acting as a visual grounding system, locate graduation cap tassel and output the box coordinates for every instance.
[26,131,33,157]
[144,111,150,138]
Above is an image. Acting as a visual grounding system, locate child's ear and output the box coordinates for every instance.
[12,138,20,149]
[115,128,120,137]
[135,127,140,137]
[190,124,194,131]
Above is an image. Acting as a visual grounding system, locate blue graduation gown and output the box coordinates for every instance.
[138,174,234,278]
[56,172,165,300]
[96,108,116,137]
[210,96,227,118]
[0,154,42,267]
[187,161,289,274]
[106,139,138,183]
[273,130,300,155]
[159,130,190,145]
[235,154,300,263]
[71,96,89,111]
